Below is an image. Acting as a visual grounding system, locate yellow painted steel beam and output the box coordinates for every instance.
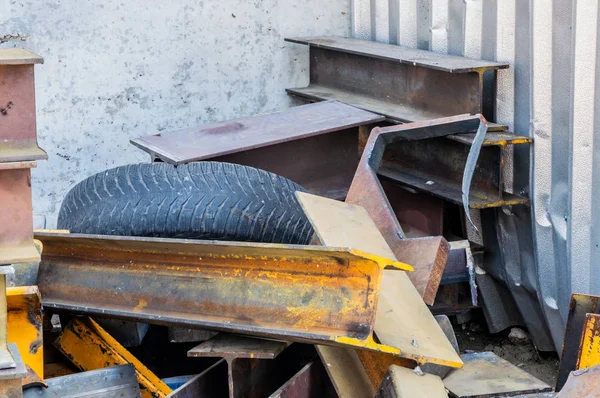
[577,313,600,370]
[37,232,409,354]
[54,317,171,398]
[296,191,463,368]
[6,286,43,378]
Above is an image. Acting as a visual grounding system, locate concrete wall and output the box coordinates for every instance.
[0,0,351,227]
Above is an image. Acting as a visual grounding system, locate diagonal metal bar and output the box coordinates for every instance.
[36,233,410,353]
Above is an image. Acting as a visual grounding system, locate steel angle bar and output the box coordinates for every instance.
[0,49,47,163]
[54,317,171,398]
[556,293,600,391]
[36,232,410,352]
[296,192,463,368]
[23,365,141,398]
[188,334,308,398]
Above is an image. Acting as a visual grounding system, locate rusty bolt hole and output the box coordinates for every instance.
[1,101,13,115]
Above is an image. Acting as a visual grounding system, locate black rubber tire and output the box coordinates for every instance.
[57,162,313,244]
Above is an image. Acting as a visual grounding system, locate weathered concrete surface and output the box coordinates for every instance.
[0,0,350,226]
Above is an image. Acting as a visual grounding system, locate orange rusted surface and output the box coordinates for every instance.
[7,286,43,378]
[37,232,407,352]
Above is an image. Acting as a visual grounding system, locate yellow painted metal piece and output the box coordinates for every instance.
[577,314,600,370]
[54,317,171,398]
[296,191,463,368]
[6,286,43,378]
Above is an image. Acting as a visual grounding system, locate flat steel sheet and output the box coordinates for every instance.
[444,352,552,398]
[130,100,383,164]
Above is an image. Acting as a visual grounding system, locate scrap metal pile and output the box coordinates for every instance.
[1,38,599,397]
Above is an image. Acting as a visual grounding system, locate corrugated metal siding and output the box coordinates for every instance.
[351,0,600,351]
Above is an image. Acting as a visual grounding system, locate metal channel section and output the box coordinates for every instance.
[268,360,336,398]
[23,365,141,398]
[130,100,384,199]
[346,114,491,304]
[36,232,413,354]
[285,36,507,127]
[187,334,310,398]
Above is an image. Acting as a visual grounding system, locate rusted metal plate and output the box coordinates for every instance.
[556,293,600,391]
[7,286,43,378]
[188,334,289,360]
[375,365,446,398]
[558,364,600,398]
[0,50,47,162]
[36,232,409,352]
[286,36,507,124]
[0,163,40,265]
[23,365,141,398]
[131,101,382,199]
[131,100,383,164]
[269,361,336,398]
[188,335,311,398]
[577,314,600,370]
[54,317,171,398]
[444,352,552,398]
[167,359,229,398]
[296,191,462,368]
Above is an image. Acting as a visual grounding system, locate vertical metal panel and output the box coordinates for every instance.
[351,0,600,352]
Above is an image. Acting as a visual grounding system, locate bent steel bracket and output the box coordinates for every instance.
[36,233,410,354]
[346,114,531,304]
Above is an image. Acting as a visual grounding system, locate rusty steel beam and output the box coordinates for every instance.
[285,36,508,130]
[557,293,600,391]
[296,191,463,368]
[54,317,172,398]
[188,334,308,398]
[167,359,229,398]
[345,114,529,304]
[36,232,411,353]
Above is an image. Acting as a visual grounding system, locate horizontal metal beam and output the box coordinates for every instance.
[36,233,410,353]
[286,36,507,125]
